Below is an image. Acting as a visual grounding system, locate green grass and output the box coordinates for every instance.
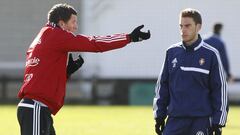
[1,105,239,135]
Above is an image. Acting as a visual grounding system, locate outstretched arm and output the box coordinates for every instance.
[55,25,151,52]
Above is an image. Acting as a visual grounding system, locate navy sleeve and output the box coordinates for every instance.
[209,50,228,126]
[153,51,170,119]
[219,42,231,78]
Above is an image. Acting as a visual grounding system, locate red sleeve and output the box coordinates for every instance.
[55,29,131,52]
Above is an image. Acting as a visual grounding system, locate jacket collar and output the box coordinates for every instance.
[182,34,203,51]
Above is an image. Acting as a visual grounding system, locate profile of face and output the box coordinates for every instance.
[58,14,78,33]
[179,17,201,45]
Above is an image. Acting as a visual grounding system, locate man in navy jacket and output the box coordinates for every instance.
[204,23,233,82]
[153,8,228,135]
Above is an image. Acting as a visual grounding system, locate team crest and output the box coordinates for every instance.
[199,58,205,66]
[24,74,33,82]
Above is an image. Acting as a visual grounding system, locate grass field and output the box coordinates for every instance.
[1,105,239,135]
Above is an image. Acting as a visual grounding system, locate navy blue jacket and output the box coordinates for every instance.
[204,35,231,79]
[153,36,228,126]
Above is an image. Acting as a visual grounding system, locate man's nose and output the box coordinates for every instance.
[181,27,187,34]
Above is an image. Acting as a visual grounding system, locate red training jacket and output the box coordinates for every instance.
[18,23,131,115]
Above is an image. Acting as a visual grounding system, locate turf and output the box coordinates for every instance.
[1,105,239,135]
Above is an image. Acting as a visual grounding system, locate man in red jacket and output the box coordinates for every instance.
[17,3,150,135]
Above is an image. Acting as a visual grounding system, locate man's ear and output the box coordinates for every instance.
[197,24,202,32]
[58,20,65,28]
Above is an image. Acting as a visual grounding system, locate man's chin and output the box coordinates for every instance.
[182,39,189,42]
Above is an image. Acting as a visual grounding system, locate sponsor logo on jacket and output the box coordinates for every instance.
[26,57,40,67]
[172,58,178,68]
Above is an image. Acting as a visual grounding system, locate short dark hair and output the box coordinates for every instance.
[213,23,223,35]
[48,3,77,24]
[180,8,202,25]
